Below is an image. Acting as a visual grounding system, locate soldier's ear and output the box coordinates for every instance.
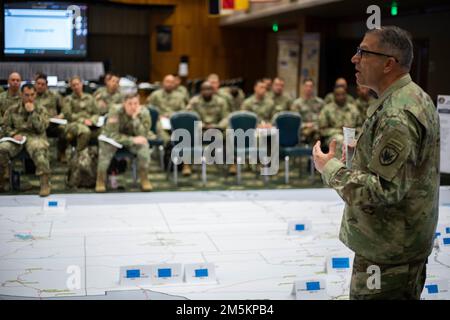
[383,57,396,74]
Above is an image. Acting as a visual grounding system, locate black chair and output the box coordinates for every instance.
[8,149,32,191]
[147,105,165,170]
[169,111,204,186]
[274,111,314,183]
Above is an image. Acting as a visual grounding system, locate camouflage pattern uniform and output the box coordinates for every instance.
[324,92,355,105]
[187,95,228,130]
[291,96,324,144]
[35,89,66,154]
[218,87,245,113]
[62,92,99,152]
[318,100,359,158]
[97,106,152,175]
[321,74,440,300]
[354,96,376,134]
[241,95,274,123]
[0,91,21,130]
[93,87,124,115]
[0,101,50,177]
[146,89,186,117]
[267,91,292,119]
[175,85,190,104]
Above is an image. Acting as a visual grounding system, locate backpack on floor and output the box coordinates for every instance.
[67,146,98,188]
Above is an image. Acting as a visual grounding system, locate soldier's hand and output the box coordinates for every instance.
[25,102,34,113]
[133,136,148,145]
[312,139,337,174]
[13,134,23,142]
[84,119,93,126]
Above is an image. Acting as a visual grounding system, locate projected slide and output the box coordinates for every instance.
[3,2,87,58]
[5,9,73,51]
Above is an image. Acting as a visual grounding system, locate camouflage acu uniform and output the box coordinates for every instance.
[319,101,359,158]
[93,87,124,115]
[146,89,186,117]
[97,106,152,175]
[0,91,21,129]
[321,74,440,299]
[241,95,274,123]
[354,96,376,134]
[267,91,292,119]
[0,102,50,176]
[175,85,190,104]
[324,92,355,105]
[187,95,228,130]
[218,87,245,113]
[291,96,324,144]
[62,92,99,152]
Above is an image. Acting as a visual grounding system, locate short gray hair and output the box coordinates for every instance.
[366,26,414,70]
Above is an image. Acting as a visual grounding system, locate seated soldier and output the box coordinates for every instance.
[62,76,100,153]
[291,78,324,145]
[318,86,359,159]
[94,72,124,116]
[34,73,67,162]
[95,93,153,192]
[185,81,228,176]
[0,84,51,196]
[267,77,292,118]
[241,79,274,128]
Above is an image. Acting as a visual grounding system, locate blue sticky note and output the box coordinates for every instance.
[126,269,140,278]
[158,268,172,278]
[443,238,450,245]
[306,281,321,291]
[48,201,58,207]
[195,269,209,278]
[446,227,450,234]
[332,257,350,269]
[426,284,439,294]
[435,232,441,239]
[295,224,305,231]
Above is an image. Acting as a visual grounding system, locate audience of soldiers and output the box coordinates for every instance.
[0,70,373,196]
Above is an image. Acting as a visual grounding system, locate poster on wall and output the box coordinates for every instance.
[277,40,299,99]
[299,33,320,97]
[437,95,450,174]
[156,25,172,52]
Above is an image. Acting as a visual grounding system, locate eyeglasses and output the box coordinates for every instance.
[355,47,399,62]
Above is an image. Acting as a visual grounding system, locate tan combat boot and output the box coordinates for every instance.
[39,174,51,197]
[95,171,106,193]
[182,164,192,176]
[139,168,153,192]
[0,167,5,192]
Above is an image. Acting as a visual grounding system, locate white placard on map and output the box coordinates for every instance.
[42,198,66,213]
[292,278,328,300]
[287,220,312,235]
[422,279,449,300]
[326,256,353,274]
[119,265,152,286]
[149,263,183,285]
[438,236,450,251]
[437,95,450,173]
[184,263,217,284]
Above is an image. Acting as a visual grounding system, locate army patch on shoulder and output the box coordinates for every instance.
[379,146,399,166]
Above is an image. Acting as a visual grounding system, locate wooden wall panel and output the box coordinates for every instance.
[112,0,267,92]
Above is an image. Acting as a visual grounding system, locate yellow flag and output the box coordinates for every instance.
[235,0,249,10]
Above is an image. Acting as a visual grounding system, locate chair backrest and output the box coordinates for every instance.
[274,111,301,147]
[170,111,201,147]
[229,111,258,150]
[147,105,159,133]
[229,111,258,131]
